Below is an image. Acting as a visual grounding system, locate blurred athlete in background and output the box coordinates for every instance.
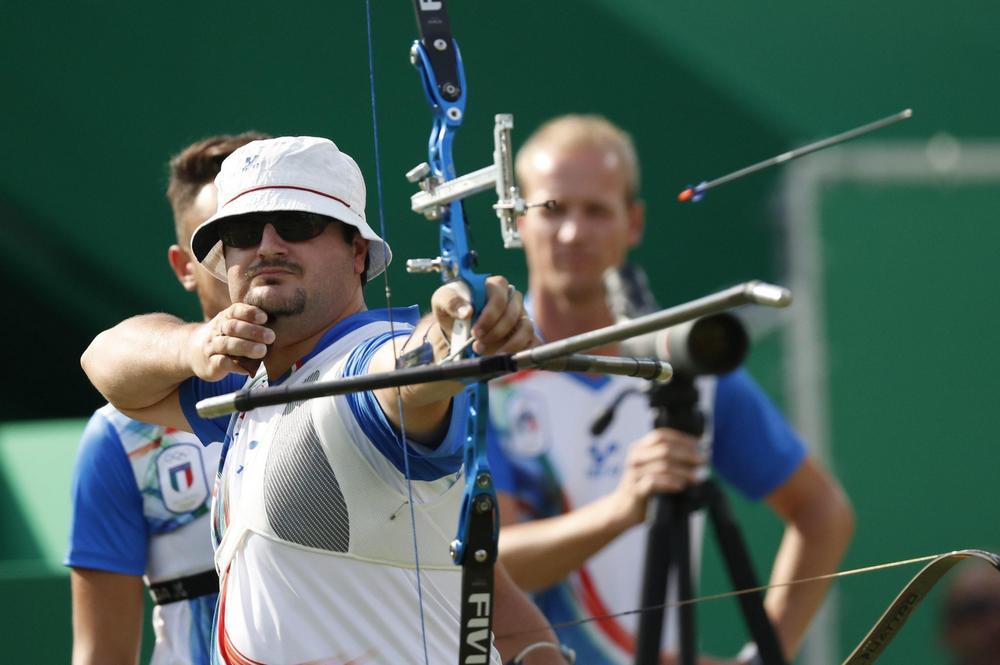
[67,132,266,665]
[488,115,855,664]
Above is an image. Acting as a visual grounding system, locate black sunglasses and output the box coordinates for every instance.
[216,212,333,249]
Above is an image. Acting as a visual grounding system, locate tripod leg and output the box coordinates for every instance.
[704,480,787,665]
[634,494,675,665]
[634,493,700,665]
[670,496,696,665]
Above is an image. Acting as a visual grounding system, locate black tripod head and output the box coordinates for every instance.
[647,312,749,435]
[591,313,749,436]
[595,265,751,437]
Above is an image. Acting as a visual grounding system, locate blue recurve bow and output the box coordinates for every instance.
[402,2,526,663]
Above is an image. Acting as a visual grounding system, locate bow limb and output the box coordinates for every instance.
[841,549,1000,664]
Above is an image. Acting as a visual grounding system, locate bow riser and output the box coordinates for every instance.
[410,3,512,662]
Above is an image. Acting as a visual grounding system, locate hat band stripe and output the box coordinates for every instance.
[224,185,352,210]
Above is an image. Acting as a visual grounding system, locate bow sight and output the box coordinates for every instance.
[406,114,525,255]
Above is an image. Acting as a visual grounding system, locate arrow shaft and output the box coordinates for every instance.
[680,109,914,202]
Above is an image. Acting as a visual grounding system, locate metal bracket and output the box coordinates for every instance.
[405,256,457,280]
[409,114,525,248]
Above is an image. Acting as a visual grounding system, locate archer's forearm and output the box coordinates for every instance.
[82,313,200,410]
[493,563,568,664]
[369,315,467,441]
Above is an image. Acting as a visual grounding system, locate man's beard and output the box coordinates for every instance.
[241,259,307,323]
[244,286,307,323]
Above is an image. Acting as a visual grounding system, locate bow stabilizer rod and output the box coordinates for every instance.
[515,280,790,365]
[678,108,913,203]
[194,352,671,418]
[195,281,789,418]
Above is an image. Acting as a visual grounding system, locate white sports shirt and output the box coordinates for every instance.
[180,308,501,665]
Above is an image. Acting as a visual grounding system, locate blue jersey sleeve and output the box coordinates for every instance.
[178,374,245,445]
[711,369,807,501]
[64,411,147,575]
[344,330,467,481]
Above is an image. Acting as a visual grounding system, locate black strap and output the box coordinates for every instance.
[148,569,219,605]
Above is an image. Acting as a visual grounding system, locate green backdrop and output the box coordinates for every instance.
[2,0,997,662]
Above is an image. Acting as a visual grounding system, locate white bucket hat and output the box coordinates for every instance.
[190,136,391,282]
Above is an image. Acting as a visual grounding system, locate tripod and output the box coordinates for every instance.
[632,374,787,665]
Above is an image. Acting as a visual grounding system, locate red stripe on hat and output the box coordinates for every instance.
[225,185,352,209]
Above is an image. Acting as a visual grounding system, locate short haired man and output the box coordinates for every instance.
[66,132,267,665]
[82,136,565,664]
[487,115,856,664]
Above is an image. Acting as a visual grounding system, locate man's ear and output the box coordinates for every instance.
[167,244,198,292]
[353,236,370,277]
[627,199,646,248]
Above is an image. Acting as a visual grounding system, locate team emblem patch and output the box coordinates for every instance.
[156,443,209,514]
[505,390,551,457]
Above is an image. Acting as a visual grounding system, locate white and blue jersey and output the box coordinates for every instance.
[66,404,222,665]
[487,368,806,665]
[177,308,500,665]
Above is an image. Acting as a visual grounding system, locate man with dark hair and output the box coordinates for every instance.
[66,132,267,665]
[82,136,568,664]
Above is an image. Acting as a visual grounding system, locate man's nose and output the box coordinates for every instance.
[556,216,582,243]
[257,224,288,253]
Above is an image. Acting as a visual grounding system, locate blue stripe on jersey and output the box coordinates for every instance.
[271,306,421,386]
[486,420,514,493]
[487,420,563,518]
[710,368,806,500]
[344,330,467,480]
[179,373,246,445]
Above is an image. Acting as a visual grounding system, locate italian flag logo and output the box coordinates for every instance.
[169,462,194,492]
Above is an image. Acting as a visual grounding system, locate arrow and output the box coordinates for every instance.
[678,109,913,202]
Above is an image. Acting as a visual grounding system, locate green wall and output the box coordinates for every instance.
[3,1,998,662]
[787,159,1000,664]
[0,421,91,661]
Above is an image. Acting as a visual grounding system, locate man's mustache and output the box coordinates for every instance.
[244,258,304,280]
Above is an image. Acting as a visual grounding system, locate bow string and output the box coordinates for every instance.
[487,549,1000,665]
